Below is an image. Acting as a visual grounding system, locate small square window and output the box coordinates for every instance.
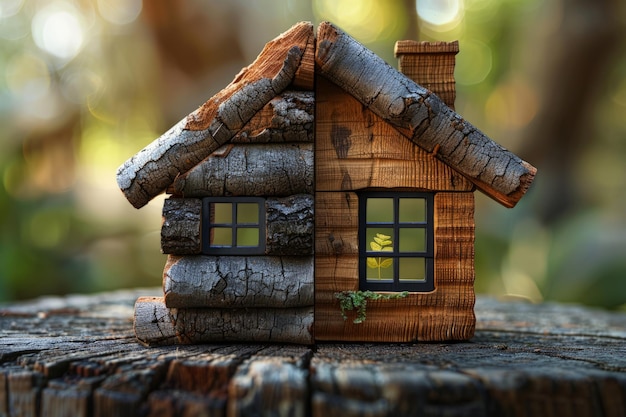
[359,192,434,292]
[202,197,265,255]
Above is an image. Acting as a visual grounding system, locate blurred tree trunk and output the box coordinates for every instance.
[402,0,420,40]
[519,0,623,224]
[141,1,246,125]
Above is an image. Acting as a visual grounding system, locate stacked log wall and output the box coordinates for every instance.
[142,88,316,345]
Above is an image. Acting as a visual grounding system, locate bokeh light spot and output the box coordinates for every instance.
[0,0,24,18]
[313,0,402,43]
[32,3,85,61]
[417,0,463,28]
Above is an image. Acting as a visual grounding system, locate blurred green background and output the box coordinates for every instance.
[1,0,625,308]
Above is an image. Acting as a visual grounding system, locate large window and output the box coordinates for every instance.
[358,192,434,292]
[202,197,265,255]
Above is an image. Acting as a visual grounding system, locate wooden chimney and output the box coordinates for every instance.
[394,40,459,109]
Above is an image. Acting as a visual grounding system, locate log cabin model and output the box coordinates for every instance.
[117,22,536,346]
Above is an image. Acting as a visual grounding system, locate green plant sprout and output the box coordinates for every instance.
[335,290,409,323]
[367,233,393,279]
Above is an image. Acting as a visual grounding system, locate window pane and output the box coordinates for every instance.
[237,203,259,224]
[366,257,394,281]
[399,258,426,282]
[399,198,426,223]
[210,227,232,247]
[365,228,394,253]
[399,228,426,252]
[212,203,232,224]
[366,198,393,223]
[237,228,259,247]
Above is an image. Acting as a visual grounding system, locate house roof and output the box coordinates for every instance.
[117,21,535,209]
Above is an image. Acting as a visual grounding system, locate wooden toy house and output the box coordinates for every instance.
[118,22,536,345]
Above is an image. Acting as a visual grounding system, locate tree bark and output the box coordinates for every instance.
[230,91,314,143]
[117,22,314,209]
[315,22,535,208]
[163,255,314,308]
[170,143,313,197]
[266,194,314,255]
[161,198,202,254]
[134,297,314,345]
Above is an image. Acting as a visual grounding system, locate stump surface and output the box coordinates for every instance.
[1,289,625,417]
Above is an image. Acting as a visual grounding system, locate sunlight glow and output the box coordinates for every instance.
[32,3,85,61]
[313,0,402,43]
[417,0,463,28]
[0,0,24,18]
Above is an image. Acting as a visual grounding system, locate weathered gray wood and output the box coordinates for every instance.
[169,143,313,198]
[161,197,202,255]
[160,194,314,256]
[315,21,536,208]
[134,297,314,345]
[163,255,314,308]
[265,194,314,255]
[2,290,626,417]
[116,22,314,208]
[231,90,314,143]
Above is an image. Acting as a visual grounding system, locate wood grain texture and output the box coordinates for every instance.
[394,40,459,109]
[315,77,474,192]
[230,90,314,143]
[2,290,626,417]
[161,197,202,255]
[170,143,313,197]
[315,21,535,208]
[163,255,314,308]
[314,191,475,342]
[116,22,314,208]
[228,348,311,417]
[134,297,314,345]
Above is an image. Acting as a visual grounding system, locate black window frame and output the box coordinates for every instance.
[358,191,434,292]
[202,197,266,255]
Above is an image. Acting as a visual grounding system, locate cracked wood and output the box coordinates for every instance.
[134,297,314,345]
[163,255,313,309]
[169,143,313,198]
[230,90,314,143]
[315,21,536,208]
[1,291,626,416]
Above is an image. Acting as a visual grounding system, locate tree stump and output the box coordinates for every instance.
[1,289,625,417]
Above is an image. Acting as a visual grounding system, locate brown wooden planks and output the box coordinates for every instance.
[315,77,474,193]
